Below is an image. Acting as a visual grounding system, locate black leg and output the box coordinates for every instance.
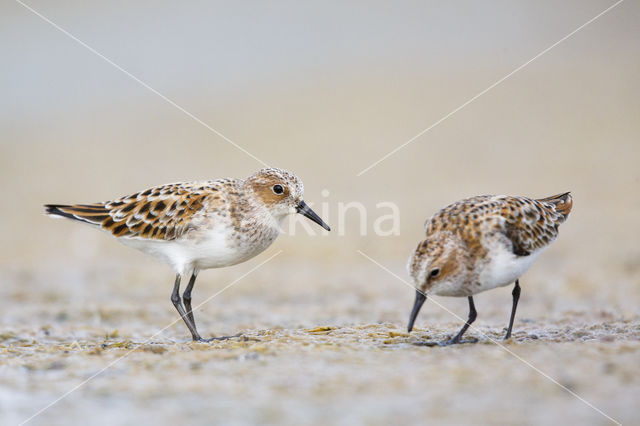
[172,273,242,343]
[171,274,202,341]
[505,280,521,340]
[182,272,198,330]
[443,296,478,345]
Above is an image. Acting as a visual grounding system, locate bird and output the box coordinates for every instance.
[406,192,572,345]
[45,167,330,342]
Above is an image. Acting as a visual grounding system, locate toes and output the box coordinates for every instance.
[441,337,478,346]
[412,341,440,347]
[199,333,243,342]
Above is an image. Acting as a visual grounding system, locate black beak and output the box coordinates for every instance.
[296,200,330,231]
[407,290,426,332]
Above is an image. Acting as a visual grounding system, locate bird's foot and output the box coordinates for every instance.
[503,328,515,340]
[195,333,243,343]
[440,336,478,346]
[412,337,478,347]
[412,341,441,347]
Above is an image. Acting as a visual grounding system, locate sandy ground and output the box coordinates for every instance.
[1,254,639,426]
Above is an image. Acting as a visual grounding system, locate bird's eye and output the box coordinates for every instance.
[272,184,284,195]
[429,268,440,278]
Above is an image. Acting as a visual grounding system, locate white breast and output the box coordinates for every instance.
[118,221,280,276]
[476,243,544,293]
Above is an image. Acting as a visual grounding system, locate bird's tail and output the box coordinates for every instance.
[537,192,572,219]
[44,203,109,226]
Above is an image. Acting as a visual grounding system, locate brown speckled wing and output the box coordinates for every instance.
[499,196,561,255]
[425,194,571,257]
[46,181,228,240]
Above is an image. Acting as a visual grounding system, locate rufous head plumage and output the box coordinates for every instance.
[244,167,329,231]
[408,232,467,296]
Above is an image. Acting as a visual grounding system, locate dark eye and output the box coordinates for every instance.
[272,184,284,195]
[429,268,440,278]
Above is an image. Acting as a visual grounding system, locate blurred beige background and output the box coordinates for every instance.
[1,1,639,425]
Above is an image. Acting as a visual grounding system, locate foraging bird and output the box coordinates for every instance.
[407,192,572,345]
[45,168,330,341]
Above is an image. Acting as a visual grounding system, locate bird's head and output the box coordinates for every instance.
[244,167,330,231]
[406,232,464,332]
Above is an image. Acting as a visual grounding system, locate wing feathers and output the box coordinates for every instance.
[536,192,572,219]
[45,204,108,226]
[45,181,227,241]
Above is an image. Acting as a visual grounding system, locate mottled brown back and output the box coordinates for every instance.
[425,193,572,257]
[45,180,235,240]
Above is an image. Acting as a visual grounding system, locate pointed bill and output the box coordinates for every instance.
[296,200,330,231]
[407,290,426,332]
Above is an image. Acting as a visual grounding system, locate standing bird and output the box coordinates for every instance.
[407,192,572,345]
[45,168,330,341]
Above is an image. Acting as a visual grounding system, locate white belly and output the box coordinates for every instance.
[476,245,544,293]
[118,224,279,275]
